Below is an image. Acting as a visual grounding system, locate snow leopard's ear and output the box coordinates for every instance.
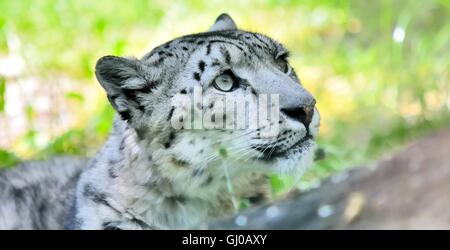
[95,55,155,121]
[209,13,237,32]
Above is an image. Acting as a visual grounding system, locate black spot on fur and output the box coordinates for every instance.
[206,44,211,55]
[167,107,175,121]
[118,110,131,121]
[158,51,165,55]
[197,40,205,45]
[199,61,206,72]
[171,157,189,167]
[222,48,231,64]
[11,187,24,199]
[83,184,108,205]
[108,157,119,166]
[182,46,188,51]
[108,166,118,178]
[164,131,176,148]
[137,104,146,113]
[169,131,176,140]
[180,89,187,94]
[153,57,166,65]
[193,72,201,81]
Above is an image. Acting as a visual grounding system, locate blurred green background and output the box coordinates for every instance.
[1,0,449,194]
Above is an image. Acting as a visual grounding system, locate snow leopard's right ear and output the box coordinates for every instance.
[209,13,237,32]
[95,55,155,121]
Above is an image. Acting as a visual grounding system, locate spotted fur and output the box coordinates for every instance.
[0,13,320,230]
[0,157,87,229]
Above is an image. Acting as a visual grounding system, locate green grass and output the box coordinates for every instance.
[0,1,449,194]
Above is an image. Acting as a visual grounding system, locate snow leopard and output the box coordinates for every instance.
[0,13,320,230]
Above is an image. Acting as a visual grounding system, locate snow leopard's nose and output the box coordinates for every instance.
[251,66,316,127]
[281,100,315,128]
[279,82,316,127]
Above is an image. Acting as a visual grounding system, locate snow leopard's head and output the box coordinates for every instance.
[95,14,320,178]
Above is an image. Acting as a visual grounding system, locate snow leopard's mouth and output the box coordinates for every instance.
[251,133,314,161]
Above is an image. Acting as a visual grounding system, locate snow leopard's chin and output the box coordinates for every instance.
[272,139,317,174]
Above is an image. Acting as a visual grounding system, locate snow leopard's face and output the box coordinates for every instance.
[96,14,320,178]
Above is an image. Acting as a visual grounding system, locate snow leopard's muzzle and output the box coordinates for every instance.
[251,101,320,161]
[250,104,320,174]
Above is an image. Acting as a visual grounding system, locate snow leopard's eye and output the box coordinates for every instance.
[213,70,236,92]
[276,51,291,74]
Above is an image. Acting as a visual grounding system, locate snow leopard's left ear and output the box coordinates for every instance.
[95,55,156,121]
[209,13,237,32]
